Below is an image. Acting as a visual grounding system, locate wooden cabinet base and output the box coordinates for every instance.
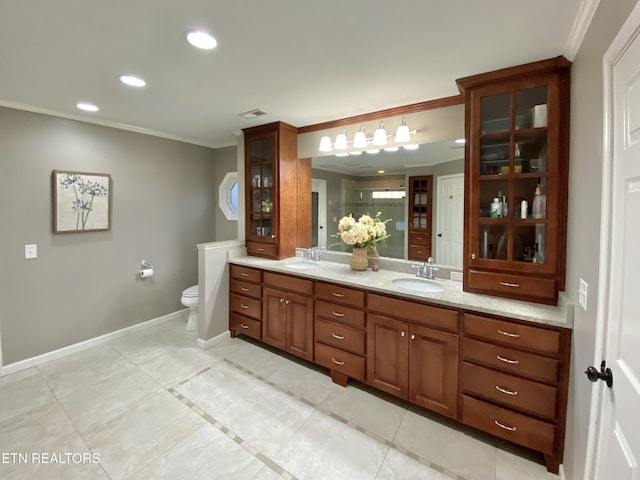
[330,370,349,387]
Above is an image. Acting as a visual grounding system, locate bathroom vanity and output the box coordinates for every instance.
[227,255,572,474]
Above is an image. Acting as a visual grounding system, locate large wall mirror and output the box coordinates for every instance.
[299,104,465,268]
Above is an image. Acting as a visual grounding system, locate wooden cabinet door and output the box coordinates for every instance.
[367,314,409,399]
[285,292,313,361]
[409,324,459,419]
[262,287,286,350]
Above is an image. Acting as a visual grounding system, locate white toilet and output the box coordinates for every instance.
[180,285,199,331]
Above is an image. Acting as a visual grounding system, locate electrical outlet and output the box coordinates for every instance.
[25,244,37,259]
[578,279,588,312]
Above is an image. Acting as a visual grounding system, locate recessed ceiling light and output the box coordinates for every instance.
[77,102,99,112]
[186,30,217,50]
[378,170,385,174]
[119,74,146,87]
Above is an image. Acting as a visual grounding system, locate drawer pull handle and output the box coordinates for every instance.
[331,333,345,340]
[499,281,521,288]
[257,248,265,252]
[240,272,249,277]
[240,304,249,309]
[496,355,519,364]
[497,329,520,338]
[331,358,345,366]
[495,385,518,396]
[240,323,249,329]
[240,286,249,291]
[332,311,345,317]
[331,292,345,298]
[494,420,517,432]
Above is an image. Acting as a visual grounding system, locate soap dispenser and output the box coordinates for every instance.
[532,185,546,219]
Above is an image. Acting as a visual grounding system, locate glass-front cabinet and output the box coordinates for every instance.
[243,121,310,259]
[408,175,432,261]
[457,57,571,305]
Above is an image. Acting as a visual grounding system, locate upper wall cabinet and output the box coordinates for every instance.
[243,121,311,259]
[456,56,571,305]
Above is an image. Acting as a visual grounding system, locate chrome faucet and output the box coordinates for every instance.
[412,257,438,280]
[307,246,325,262]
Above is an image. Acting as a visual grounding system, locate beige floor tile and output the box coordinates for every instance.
[496,448,559,480]
[0,368,57,424]
[320,384,407,441]
[57,367,164,433]
[224,340,292,378]
[82,390,205,479]
[216,382,315,457]
[37,344,135,398]
[267,358,337,405]
[132,423,264,480]
[177,361,262,417]
[273,410,389,480]
[376,448,455,480]
[394,410,497,480]
[250,466,285,480]
[136,346,212,388]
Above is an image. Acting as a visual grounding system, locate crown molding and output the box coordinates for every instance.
[564,0,600,61]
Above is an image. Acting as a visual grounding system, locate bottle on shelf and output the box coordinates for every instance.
[532,185,546,219]
[521,200,528,219]
[490,197,501,218]
[502,195,508,217]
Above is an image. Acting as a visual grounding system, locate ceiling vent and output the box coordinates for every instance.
[237,108,268,120]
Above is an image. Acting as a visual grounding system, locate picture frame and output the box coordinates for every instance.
[52,170,112,233]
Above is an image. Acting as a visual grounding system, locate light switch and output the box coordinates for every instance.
[25,244,37,259]
[578,279,588,312]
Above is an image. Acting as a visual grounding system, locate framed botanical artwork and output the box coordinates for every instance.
[52,170,112,233]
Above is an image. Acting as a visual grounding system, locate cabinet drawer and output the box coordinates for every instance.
[230,279,262,299]
[463,362,557,420]
[315,300,365,329]
[463,313,561,355]
[408,245,431,260]
[315,319,365,355]
[263,272,313,295]
[315,282,365,308]
[463,337,559,384]
[229,312,262,340]
[467,269,557,304]
[408,231,430,245]
[462,395,555,454]
[368,294,458,332]
[230,265,262,283]
[229,294,262,320]
[246,242,278,258]
[315,342,365,382]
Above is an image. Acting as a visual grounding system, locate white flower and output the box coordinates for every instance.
[338,215,356,232]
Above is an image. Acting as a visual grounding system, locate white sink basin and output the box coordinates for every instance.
[282,259,319,270]
[391,277,445,293]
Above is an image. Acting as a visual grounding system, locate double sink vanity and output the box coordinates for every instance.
[227,253,572,474]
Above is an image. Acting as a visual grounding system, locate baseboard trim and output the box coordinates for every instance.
[197,330,231,350]
[559,464,566,480]
[0,309,188,377]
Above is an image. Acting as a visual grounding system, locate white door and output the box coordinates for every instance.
[592,5,640,478]
[435,174,464,268]
[312,178,327,247]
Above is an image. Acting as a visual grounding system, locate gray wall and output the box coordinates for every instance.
[0,107,219,365]
[212,145,239,241]
[564,1,638,479]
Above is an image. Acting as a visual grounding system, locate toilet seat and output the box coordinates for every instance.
[182,285,198,298]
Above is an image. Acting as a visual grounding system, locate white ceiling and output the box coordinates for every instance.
[0,0,585,149]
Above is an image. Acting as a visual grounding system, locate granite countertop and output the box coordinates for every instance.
[227,255,574,330]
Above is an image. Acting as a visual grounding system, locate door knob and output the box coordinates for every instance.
[585,360,613,388]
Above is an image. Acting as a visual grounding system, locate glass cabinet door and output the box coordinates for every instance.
[475,84,549,267]
[247,136,276,242]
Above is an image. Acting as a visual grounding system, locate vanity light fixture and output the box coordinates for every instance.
[372,121,388,146]
[318,118,420,153]
[334,129,348,150]
[119,74,146,87]
[186,30,217,50]
[394,116,411,143]
[77,102,99,112]
[352,125,367,148]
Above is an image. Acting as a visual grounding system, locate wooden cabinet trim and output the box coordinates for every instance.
[368,293,459,333]
[263,271,313,295]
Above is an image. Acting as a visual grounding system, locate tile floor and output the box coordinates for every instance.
[0,316,560,480]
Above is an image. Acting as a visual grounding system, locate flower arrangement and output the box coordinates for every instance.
[333,212,391,249]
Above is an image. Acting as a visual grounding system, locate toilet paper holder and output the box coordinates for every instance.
[141,260,153,270]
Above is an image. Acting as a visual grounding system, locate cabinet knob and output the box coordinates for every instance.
[410,334,416,340]
[285,299,290,304]
[280,298,284,303]
[401,331,406,337]
[471,253,476,259]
